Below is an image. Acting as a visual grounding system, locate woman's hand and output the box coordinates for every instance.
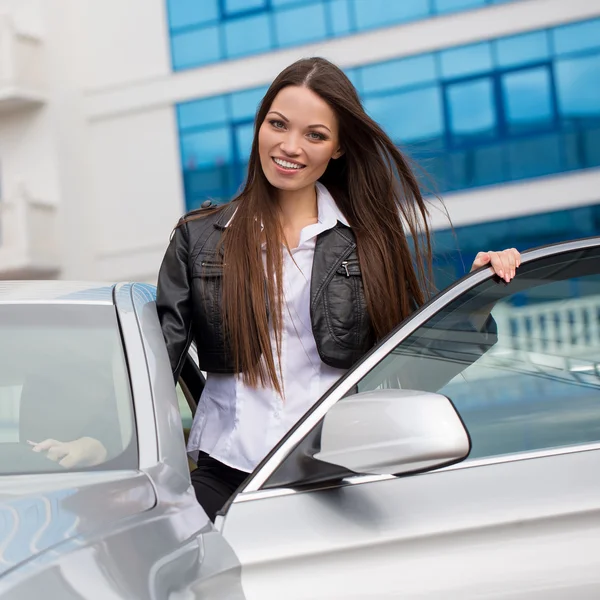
[28,437,108,468]
[471,248,521,283]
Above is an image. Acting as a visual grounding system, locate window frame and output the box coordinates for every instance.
[232,236,600,496]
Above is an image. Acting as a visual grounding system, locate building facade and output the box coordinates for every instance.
[0,0,599,283]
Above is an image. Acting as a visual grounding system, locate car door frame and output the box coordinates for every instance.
[224,235,600,503]
[208,236,600,600]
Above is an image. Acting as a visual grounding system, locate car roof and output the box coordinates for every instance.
[0,281,118,304]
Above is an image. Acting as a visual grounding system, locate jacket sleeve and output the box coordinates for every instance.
[156,221,194,382]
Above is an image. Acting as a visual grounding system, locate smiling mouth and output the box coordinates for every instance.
[272,157,305,171]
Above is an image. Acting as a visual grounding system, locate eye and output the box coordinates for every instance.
[269,119,285,130]
[307,131,327,141]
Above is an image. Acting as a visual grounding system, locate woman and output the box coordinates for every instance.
[157,57,520,521]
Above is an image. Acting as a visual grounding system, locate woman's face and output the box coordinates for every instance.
[258,85,342,195]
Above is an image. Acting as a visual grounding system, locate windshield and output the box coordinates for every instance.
[0,304,137,474]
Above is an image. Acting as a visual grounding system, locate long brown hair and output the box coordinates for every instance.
[200,57,433,395]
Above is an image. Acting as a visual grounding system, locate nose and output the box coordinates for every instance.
[279,131,302,157]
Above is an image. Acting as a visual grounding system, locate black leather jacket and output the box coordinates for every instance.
[156,202,377,379]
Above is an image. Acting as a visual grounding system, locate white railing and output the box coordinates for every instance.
[492,296,600,356]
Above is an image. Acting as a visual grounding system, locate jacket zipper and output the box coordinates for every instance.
[201,260,224,268]
[338,259,361,277]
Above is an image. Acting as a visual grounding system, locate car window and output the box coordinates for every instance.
[0,304,137,474]
[353,245,600,461]
[177,382,194,431]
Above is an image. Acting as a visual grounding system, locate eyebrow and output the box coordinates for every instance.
[267,111,332,133]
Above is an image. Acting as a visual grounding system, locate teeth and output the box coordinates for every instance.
[274,158,303,170]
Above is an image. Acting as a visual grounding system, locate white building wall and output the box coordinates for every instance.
[0,0,599,282]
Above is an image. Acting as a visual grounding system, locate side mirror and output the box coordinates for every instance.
[313,389,470,476]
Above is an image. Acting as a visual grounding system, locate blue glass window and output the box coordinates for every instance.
[353,0,429,31]
[177,96,228,130]
[167,0,524,71]
[433,203,600,283]
[171,26,221,70]
[440,42,493,79]
[235,123,255,161]
[223,13,272,58]
[361,54,437,94]
[181,127,232,170]
[433,0,485,14]
[447,78,497,140]
[224,0,267,15]
[327,0,352,37]
[345,68,362,92]
[502,67,554,133]
[553,18,600,56]
[274,4,327,47]
[507,133,561,180]
[176,16,600,212]
[364,86,444,143]
[231,87,267,120]
[556,54,600,120]
[167,0,219,28]
[271,0,305,6]
[495,31,550,68]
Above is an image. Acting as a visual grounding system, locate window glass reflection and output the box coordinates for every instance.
[224,0,267,14]
[361,54,437,94]
[230,87,267,120]
[507,134,562,180]
[327,0,352,36]
[274,3,327,46]
[171,26,221,69]
[353,250,600,460]
[271,0,305,6]
[353,0,429,31]
[177,96,228,130]
[495,31,550,68]
[440,42,493,78]
[235,123,255,161]
[181,127,232,170]
[555,54,600,120]
[174,16,600,209]
[552,18,600,56]
[433,0,485,14]
[447,78,497,140]
[364,86,444,143]
[168,0,219,28]
[345,68,362,92]
[167,0,522,70]
[224,14,272,57]
[502,67,554,133]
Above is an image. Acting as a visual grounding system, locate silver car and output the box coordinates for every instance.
[1,237,600,599]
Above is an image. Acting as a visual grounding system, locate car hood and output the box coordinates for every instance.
[0,470,155,578]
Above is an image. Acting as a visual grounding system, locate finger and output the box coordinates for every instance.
[500,251,514,280]
[46,445,69,462]
[59,454,79,469]
[470,252,491,272]
[475,251,491,264]
[31,439,60,452]
[511,248,521,268]
[504,249,517,276]
[488,252,507,281]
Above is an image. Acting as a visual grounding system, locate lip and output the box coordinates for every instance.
[271,156,306,174]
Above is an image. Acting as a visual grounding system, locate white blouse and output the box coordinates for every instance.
[186,183,349,473]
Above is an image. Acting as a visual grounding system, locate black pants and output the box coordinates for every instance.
[190,452,250,522]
